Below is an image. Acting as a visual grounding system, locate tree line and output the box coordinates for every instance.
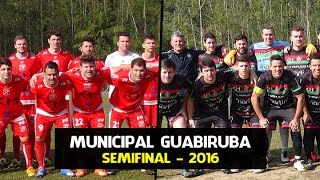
[0,0,161,59]
[162,0,320,51]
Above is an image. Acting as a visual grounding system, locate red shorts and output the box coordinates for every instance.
[109,107,146,128]
[73,109,105,128]
[142,104,158,128]
[35,113,71,137]
[0,113,29,137]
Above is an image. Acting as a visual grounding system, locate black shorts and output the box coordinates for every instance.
[263,108,295,130]
[194,111,228,128]
[229,113,260,128]
[304,112,320,129]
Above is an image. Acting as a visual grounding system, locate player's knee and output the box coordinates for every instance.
[172,118,187,128]
[19,136,29,142]
[35,136,45,142]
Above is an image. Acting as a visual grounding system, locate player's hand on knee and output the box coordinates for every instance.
[188,119,195,128]
[289,120,300,131]
[259,118,269,128]
[303,113,313,124]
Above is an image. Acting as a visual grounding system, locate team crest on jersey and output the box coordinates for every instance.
[20,126,27,132]
[53,57,59,65]
[165,91,170,98]
[296,56,302,62]
[275,87,280,94]
[49,92,56,100]
[84,83,92,90]
[187,53,192,58]
[19,62,26,71]
[3,87,10,96]
[243,85,249,93]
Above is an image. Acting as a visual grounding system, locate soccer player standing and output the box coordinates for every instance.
[0,58,35,176]
[5,35,42,169]
[141,34,159,128]
[251,55,305,171]
[37,31,74,164]
[68,36,104,70]
[30,61,74,177]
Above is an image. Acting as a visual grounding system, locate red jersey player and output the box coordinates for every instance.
[65,55,112,177]
[30,61,74,177]
[37,31,74,72]
[5,35,42,169]
[0,58,35,177]
[68,36,104,70]
[37,31,74,164]
[141,34,159,128]
[109,58,156,128]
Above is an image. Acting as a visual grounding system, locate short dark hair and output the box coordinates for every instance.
[199,57,216,71]
[14,35,28,44]
[143,33,156,41]
[290,25,304,35]
[131,57,146,69]
[233,34,248,44]
[44,61,59,72]
[203,33,216,42]
[47,31,61,39]
[80,54,95,66]
[80,36,95,46]
[262,25,275,34]
[270,54,286,66]
[309,54,320,65]
[118,32,130,41]
[0,58,12,68]
[236,54,250,63]
[161,58,176,70]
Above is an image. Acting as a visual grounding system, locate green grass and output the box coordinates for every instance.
[0,93,154,180]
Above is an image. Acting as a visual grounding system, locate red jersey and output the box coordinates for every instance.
[0,75,28,120]
[30,75,72,114]
[109,70,155,112]
[37,49,74,72]
[68,56,104,70]
[8,53,42,105]
[142,53,159,105]
[65,69,111,112]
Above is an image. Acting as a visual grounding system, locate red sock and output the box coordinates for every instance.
[45,134,51,160]
[35,141,45,168]
[29,130,35,158]
[0,134,6,158]
[21,140,33,168]
[13,135,21,160]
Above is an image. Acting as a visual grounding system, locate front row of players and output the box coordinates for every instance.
[0,55,156,177]
[2,53,320,176]
[159,54,320,177]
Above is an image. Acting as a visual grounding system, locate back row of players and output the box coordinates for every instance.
[0,32,159,177]
[159,25,320,177]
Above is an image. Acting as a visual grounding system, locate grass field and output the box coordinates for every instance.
[0,93,155,180]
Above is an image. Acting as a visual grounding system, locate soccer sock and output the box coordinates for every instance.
[279,128,289,152]
[13,135,21,160]
[267,131,273,152]
[303,128,314,160]
[45,134,51,160]
[316,129,320,155]
[0,134,6,158]
[21,140,33,168]
[35,140,46,168]
[29,130,35,153]
[291,131,302,157]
